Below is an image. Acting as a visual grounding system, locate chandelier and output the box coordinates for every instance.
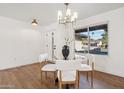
[58,3,78,24]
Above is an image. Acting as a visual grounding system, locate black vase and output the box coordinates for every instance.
[62,45,70,60]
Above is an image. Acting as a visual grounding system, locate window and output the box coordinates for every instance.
[75,24,108,55]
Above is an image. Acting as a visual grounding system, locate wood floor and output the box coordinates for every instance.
[0,63,124,89]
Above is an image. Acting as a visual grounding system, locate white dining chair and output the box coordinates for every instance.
[39,53,57,84]
[55,60,81,89]
[75,54,87,61]
[74,54,88,64]
[74,54,90,81]
[76,54,95,88]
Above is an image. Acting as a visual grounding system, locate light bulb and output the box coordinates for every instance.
[73,12,78,19]
[66,9,71,16]
[58,10,62,20]
[32,22,38,26]
[71,16,75,22]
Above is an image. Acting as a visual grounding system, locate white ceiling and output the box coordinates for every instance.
[0,3,124,26]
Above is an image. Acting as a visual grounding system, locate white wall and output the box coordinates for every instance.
[75,7,124,77]
[41,7,124,77]
[0,16,42,70]
[41,23,74,60]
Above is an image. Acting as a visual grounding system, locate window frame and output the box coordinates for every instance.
[74,22,109,56]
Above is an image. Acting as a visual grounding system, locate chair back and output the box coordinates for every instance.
[75,54,88,64]
[85,54,95,67]
[39,53,48,62]
[56,60,81,71]
[75,54,87,59]
[86,54,95,62]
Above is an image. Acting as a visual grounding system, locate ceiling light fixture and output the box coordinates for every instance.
[58,3,78,24]
[31,19,38,26]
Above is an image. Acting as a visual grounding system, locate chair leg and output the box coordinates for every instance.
[59,82,62,89]
[45,72,47,79]
[86,72,89,81]
[41,71,42,81]
[91,71,94,88]
[41,71,43,85]
[54,72,56,85]
[75,83,77,89]
[75,81,78,89]
[78,72,80,88]
[78,80,79,88]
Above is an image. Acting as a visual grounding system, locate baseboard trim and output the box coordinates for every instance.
[94,70,124,88]
[95,70,124,78]
[0,62,39,71]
